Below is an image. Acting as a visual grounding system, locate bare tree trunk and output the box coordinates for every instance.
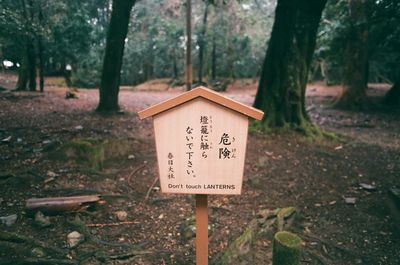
[211,33,216,81]
[172,47,178,80]
[254,0,327,132]
[16,0,36,91]
[27,0,36,91]
[198,1,209,84]
[335,0,369,109]
[96,0,136,112]
[185,0,192,91]
[15,44,29,91]
[27,42,36,91]
[38,4,44,92]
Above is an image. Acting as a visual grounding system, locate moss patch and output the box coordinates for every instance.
[53,138,137,170]
[274,231,302,248]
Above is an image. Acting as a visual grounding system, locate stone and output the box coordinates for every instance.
[0,214,17,226]
[114,210,128,221]
[182,224,196,241]
[34,211,51,228]
[360,183,377,191]
[31,247,45,258]
[344,197,356,205]
[67,231,84,248]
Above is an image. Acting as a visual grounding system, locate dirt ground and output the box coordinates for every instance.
[0,75,399,265]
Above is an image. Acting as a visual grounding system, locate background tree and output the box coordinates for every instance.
[96,0,136,112]
[315,0,399,90]
[254,0,327,133]
[0,0,107,90]
[384,78,400,106]
[197,1,210,84]
[334,0,369,109]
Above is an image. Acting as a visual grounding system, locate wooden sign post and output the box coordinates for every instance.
[138,87,264,264]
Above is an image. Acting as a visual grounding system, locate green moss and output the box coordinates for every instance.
[217,219,258,264]
[273,231,302,265]
[250,119,342,142]
[274,231,302,248]
[64,139,104,170]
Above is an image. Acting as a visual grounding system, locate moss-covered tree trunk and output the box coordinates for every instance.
[253,0,327,131]
[384,78,400,106]
[335,0,369,109]
[272,231,302,265]
[96,0,136,112]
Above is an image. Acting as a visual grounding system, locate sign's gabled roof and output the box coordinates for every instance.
[138,86,264,120]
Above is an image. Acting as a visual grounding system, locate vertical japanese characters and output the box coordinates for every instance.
[167,152,174,179]
[218,133,236,159]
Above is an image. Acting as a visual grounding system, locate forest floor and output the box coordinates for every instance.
[0,74,399,265]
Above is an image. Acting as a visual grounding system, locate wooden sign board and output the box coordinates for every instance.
[138,87,263,195]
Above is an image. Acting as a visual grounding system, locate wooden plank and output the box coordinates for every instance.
[138,87,264,121]
[196,194,208,265]
[26,195,101,213]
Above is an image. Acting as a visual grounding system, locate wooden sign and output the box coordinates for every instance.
[138,86,264,195]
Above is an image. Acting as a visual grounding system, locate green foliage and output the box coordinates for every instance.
[315,0,400,84]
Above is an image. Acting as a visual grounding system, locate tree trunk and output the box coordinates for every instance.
[335,0,369,109]
[38,5,44,92]
[186,0,192,91]
[384,79,400,106]
[27,41,36,91]
[253,0,327,131]
[27,0,36,91]
[15,45,29,91]
[172,46,178,80]
[198,1,209,84]
[211,33,217,81]
[96,0,136,112]
[145,40,154,81]
[272,231,302,265]
[15,40,36,92]
[16,0,36,91]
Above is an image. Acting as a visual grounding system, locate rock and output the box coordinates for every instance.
[1,136,12,143]
[75,125,83,130]
[257,156,268,167]
[0,214,17,226]
[114,210,128,221]
[182,224,196,241]
[128,155,135,160]
[344,197,356,205]
[34,211,51,228]
[46,171,57,178]
[67,231,84,248]
[360,183,377,191]
[31,247,45,257]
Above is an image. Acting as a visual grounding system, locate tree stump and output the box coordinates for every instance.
[272,231,302,265]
